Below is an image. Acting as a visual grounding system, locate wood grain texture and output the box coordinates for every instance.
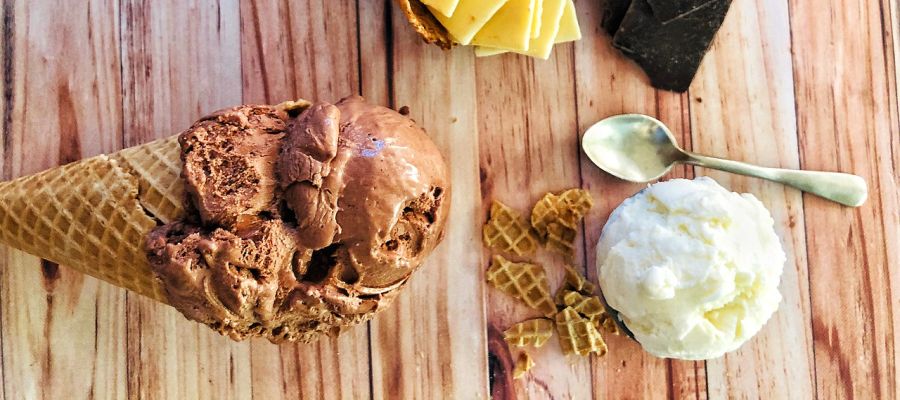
[474,44,593,399]
[0,0,897,398]
[791,0,900,398]
[0,1,126,399]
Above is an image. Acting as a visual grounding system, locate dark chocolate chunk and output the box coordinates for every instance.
[602,0,633,36]
[646,0,718,23]
[612,0,733,92]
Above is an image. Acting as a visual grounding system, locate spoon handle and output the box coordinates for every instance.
[683,153,868,207]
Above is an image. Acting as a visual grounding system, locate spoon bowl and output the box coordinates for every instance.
[582,115,685,183]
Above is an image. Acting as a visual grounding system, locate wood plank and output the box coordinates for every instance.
[472,45,594,399]
[1,0,9,181]
[0,2,6,396]
[358,0,391,104]
[368,7,488,399]
[239,1,372,399]
[892,0,900,107]
[0,1,127,399]
[573,2,700,399]
[689,0,816,398]
[240,0,360,104]
[119,1,251,399]
[789,0,900,397]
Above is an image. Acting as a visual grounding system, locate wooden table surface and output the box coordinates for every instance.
[0,0,897,399]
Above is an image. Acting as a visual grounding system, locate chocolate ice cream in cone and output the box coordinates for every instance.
[0,96,451,343]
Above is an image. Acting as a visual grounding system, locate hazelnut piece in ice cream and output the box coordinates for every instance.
[146,96,450,343]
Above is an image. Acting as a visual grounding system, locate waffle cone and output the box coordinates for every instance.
[0,136,185,303]
[0,100,313,305]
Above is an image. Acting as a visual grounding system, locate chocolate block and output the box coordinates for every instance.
[612,0,733,92]
[602,0,633,36]
[646,0,718,23]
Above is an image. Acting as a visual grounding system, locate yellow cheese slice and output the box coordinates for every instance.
[555,0,581,43]
[474,46,509,57]
[523,0,566,58]
[531,0,543,38]
[474,0,566,59]
[430,0,510,45]
[471,0,537,52]
[474,0,577,58]
[421,0,460,17]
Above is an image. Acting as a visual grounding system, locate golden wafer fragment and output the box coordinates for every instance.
[504,318,554,348]
[555,307,608,357]
[562,264,595,295]
[530,189,594,258]
[486,255,556,317]
[592,312,621,336]
[483,200,540,257]
[545,223,577,256]
[562,291,605,318]
[513,352,535,379]
[555,288,577,307]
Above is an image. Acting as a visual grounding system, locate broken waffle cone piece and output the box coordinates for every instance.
[486,255,556,318]
[555,288,577,307]
[530,189,594,258]
[483,200,540,257]
[504,318,554,348]
[561,291,605,318]
[545,223,578,257]
[593,311,621,336]
[513,352,536,379]
[555,307,608,357]
[394,0,455,50]
[562,264,597,295]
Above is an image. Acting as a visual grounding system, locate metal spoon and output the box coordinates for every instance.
[582,114,868,207]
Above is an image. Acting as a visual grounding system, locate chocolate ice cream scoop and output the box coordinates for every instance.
[146,96,450,343]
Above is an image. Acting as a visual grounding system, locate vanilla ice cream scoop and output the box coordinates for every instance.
[597,177,785,360]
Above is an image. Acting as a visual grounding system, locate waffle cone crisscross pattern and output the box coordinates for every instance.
[483,200,539,257]
[504,318,554,348]
[561,291,605,317]
[0,136,185,302]
[562,264,596,295]
[555,307,607,356]
[115,136,186,224]
[486,255,556,317]
[531,189,594,258]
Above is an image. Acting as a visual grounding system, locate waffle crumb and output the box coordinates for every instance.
[483,200,540,257]
[486,255,556,318]
[504,318,554,348]
[562,264,596,295]
[593,311,621,336]
[556,307,608,357]
[513,352,536,379]
[530,189,594,258]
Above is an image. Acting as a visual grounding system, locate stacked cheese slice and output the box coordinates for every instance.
[421,0,581,59]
